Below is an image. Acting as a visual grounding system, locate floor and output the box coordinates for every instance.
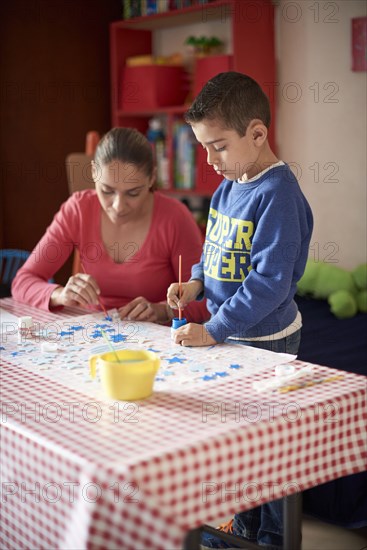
[302,515,367,550]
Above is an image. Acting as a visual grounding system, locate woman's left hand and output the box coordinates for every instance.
[171,323,218,347]
[118,297,172,324]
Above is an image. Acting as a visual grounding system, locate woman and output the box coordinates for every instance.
[12,127,208,324]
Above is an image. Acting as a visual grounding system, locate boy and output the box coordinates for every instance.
[167,72,313,548]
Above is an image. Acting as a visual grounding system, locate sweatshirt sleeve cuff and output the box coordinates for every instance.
[204,317,233,343]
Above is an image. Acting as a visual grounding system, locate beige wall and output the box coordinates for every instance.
[276,0,367,269]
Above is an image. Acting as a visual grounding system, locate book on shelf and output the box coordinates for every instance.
[122,0,213,19]
[123,0,141,19]
[173,122,196,190]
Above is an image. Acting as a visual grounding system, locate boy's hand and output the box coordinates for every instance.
[171,323,217,347]
[50,273,100,308]
[167,279,203,311]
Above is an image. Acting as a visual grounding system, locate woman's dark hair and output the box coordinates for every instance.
[94,127,154,178]
[185,72,271,136]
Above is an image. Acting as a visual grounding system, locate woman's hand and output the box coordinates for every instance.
[171,322,217,347]
[167,279,203,311]
[118,297,174,324]
[49,273,101,308]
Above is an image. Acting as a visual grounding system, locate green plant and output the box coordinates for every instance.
[184,35,224,55]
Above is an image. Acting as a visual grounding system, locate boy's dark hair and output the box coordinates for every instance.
[185,72,271,136]
[94,127,154,177]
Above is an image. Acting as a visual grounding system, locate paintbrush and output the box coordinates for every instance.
[80,264,111,320]
[178,254,182,320]
[101,330,121,363]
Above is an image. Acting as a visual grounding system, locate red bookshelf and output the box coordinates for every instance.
[110,0,275,196]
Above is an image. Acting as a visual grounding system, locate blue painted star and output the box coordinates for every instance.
[110,334,127,343]
[202,374,217,381]
[69,325,83,331]
[215,371,229,377]
[229,364,241,370]
[167,356,185,364]
[59,331,74,337]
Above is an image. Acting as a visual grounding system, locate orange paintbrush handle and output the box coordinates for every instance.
[178,254,182,320]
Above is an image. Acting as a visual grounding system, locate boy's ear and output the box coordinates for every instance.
[248,120,268,146]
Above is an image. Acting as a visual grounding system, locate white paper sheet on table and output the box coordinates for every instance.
[0,307,19,333]
[0,309,296,397]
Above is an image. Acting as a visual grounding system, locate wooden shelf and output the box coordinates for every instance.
[111,1,233,31]
[116,105,189,118]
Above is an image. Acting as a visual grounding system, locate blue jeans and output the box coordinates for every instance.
[229,329,301,549]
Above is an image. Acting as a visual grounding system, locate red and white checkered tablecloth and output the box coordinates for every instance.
[1,299,366,550]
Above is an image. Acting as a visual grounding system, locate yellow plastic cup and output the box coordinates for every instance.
[89,350,160,401]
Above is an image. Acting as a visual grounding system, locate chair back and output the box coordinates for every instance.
[0,249,30,285]
[65,153,94,194]
[65,153,95,275]
[66,131,100,275]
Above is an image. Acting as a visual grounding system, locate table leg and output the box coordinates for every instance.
[183,526,202,549]
[283,492,302,550]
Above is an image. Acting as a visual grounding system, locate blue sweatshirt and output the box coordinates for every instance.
[191,162,313,343]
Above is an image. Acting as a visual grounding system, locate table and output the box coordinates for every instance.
[1,298,366,550]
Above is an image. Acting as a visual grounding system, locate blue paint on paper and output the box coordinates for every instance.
[167,356,185,364]
[202,374,217,381]
[110,334,127,343]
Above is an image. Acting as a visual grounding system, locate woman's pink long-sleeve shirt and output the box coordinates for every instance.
[12,190,209,323]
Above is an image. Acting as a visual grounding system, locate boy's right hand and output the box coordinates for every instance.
[167,279,203,311]
[49,273,100,308]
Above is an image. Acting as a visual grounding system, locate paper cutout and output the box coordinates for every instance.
[0,309,297,397]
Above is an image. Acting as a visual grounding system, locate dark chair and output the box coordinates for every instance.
[0,249,30,297]
[0,249,54,298]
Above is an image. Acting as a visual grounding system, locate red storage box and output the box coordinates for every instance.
[121,65,188,111]
[193,54,234,97]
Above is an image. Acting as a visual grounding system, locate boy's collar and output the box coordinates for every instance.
[238,160,285,183]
